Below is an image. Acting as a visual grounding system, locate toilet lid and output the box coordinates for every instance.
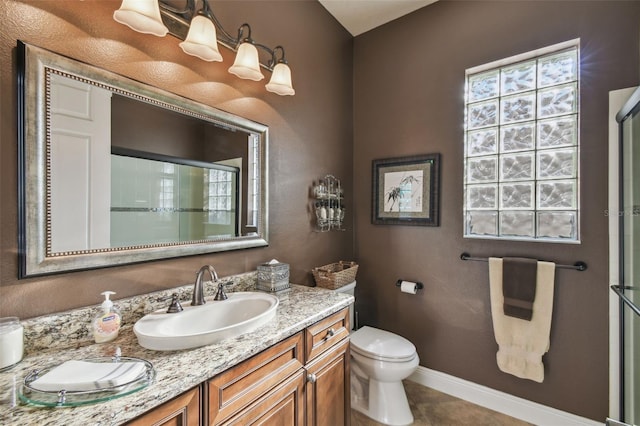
[350,326,416,362]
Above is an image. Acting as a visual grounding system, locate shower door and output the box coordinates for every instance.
[613,86,640,426]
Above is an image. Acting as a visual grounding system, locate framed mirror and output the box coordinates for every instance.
[18,41,269,278]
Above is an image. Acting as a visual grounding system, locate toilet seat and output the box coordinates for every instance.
[350,326,417,363]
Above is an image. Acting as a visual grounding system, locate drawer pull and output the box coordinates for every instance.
[325,328,336,340]
[307,373,317,383]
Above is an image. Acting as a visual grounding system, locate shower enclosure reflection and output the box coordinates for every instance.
[111,150,239,249]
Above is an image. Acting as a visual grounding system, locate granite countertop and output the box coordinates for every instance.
[0,278,353,426]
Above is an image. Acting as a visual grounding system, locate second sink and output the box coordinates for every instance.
[134,292,279,351]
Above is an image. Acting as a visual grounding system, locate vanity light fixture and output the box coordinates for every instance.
[113,0,295,96]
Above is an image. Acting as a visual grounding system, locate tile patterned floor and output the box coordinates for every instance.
[351,380,533,426]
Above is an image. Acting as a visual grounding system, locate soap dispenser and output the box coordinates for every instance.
[93,291,122,343]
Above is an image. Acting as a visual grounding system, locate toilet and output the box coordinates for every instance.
[334,282,419,426]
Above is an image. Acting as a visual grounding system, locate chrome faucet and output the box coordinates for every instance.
[192,265,219,306]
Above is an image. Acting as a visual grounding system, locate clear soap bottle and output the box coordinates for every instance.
[92,291,122,343]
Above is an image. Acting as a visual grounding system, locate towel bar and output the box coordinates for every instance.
[460,252,587,271]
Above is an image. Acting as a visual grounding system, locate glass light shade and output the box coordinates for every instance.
[113,0,168,37]
[228,43,264,81]
[179,15,222,62]
[265,63,295,96]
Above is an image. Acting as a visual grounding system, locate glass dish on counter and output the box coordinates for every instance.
[19,356,155,407]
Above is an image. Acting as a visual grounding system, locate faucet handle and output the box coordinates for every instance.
[214,282,229,301]
[167,293,184,313]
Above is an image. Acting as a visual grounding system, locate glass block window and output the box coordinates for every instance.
[205,168,234,225]
[464,40,579,242]
[247,134,259,228]
[159,163,176,210]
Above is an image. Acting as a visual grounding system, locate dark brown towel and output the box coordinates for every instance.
[502,257,537,321]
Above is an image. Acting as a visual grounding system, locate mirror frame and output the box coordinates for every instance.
[17,41,269,278]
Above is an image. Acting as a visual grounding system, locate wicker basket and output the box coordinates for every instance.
[312,261,358,290]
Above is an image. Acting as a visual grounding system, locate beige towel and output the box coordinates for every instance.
[488,257,555,383]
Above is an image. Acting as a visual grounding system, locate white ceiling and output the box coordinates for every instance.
[318,0,438,36]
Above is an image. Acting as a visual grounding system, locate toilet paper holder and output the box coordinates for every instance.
[395,280,423,291]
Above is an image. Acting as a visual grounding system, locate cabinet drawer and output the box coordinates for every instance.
[208,332,304,425]
[220,370,305,426]
[305,308,349,362]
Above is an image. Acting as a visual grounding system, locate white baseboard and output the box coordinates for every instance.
[408,366,602,426]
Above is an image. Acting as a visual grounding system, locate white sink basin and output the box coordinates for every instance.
[133,292,279,351]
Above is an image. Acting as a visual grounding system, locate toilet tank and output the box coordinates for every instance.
[334,281,356,330]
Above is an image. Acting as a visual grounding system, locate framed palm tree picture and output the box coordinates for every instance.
[372,154,440,226]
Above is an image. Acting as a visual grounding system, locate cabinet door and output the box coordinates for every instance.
[126,386,200,426]
[305,338,350,426]
[208,332,304,424]
[220,369,305,426]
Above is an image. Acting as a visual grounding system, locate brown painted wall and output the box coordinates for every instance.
[0,1,353,318]
[353,0,640,421]
[3,0,637,421]
[111,94,205,159]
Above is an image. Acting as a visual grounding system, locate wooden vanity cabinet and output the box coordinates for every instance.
[208,308,351,426]
[127,308,350,426]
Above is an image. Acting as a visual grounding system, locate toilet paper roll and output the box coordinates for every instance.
[400,281,418,294]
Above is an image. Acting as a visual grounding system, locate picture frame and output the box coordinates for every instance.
[372,154,440,226]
